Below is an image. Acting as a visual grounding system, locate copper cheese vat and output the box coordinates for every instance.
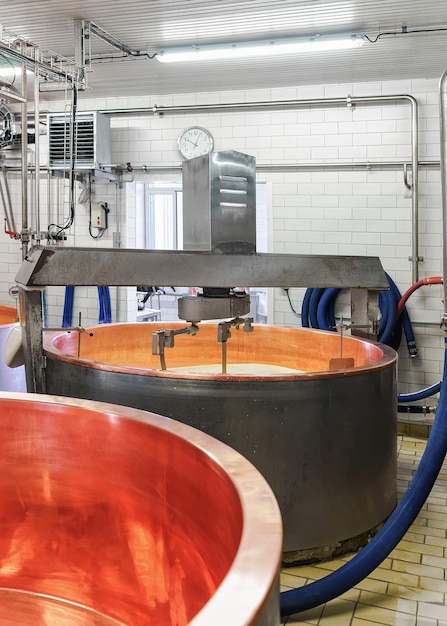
[0,392,282,625]
[43,322,398,561]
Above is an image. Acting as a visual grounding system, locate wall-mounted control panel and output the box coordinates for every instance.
[91,202,109,229]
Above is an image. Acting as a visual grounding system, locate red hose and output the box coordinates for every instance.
[397,277,443,316]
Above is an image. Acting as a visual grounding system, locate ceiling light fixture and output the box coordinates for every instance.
[156,34,364,63]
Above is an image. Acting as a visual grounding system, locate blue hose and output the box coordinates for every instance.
[97,286,112,324]
[398,381,442,403]
[316,288,338,330]
[300,273,417,357]
[377,288,397,345]
[385,273,417,357]
[301,288,312,328]
[97,286,110,324]
[62,286,75,328]
[309,288,325,329]
[280,335,447,617]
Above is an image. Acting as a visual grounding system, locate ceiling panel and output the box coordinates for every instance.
[0,0,447,100]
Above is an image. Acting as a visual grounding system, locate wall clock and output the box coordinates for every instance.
[178,126,214,159]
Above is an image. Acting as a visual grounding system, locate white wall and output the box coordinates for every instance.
[0,76,444,395]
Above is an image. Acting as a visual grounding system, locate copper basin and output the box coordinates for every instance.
[0,304,26,393]
[0,392,282,625]
[0,304,18,325]
[45,322,389,378]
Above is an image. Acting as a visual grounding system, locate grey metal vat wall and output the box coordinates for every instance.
[43,323,398,559]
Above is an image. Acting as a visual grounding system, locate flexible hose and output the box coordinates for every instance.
[301,288,312,328]
[62,285,75,328]
[397,277,443,317]
[280,335,447,616]
[300,274,417,356]
[398,381,442,403]
[97,286,112,324]
[381,274,417,356]
[316,288,338,330]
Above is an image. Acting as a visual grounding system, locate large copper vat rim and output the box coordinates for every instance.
[0,391,283,626]
[0,303,19,329]
[43,322,398,382]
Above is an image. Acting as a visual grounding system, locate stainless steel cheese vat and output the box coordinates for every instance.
[43,322,398,561]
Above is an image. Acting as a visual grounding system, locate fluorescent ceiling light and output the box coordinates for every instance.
[157,34,364,63]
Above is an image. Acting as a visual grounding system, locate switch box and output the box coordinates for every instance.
[91,202,108,229]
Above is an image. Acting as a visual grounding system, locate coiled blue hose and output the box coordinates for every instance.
[301,273,417,357]
[280,335,447,616]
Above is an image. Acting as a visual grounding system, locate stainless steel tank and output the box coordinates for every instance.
[43,322,398,562]
[0,304,26,392]
[0,392,282,625]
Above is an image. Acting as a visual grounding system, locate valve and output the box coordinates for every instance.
[4,218,20,239]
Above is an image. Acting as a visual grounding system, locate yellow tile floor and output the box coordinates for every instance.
[280,435,447,625]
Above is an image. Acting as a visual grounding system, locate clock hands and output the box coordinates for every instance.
[186,137,199,149]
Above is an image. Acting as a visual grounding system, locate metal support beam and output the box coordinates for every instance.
[18,287,45,393]
[16,246,389,290]
[15,246,389,394]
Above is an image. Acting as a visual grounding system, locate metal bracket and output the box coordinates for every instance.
[152,324,199,370]
[218,317,253,374]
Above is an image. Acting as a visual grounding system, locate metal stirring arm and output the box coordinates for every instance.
[45,313,94,357]
[152,324,199,370]
[218,317,254,374]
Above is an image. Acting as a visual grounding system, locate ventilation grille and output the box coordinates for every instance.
[48,112,110,169]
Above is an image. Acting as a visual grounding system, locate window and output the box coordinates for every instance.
[136,182,183,250]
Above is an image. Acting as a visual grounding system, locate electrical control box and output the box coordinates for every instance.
[91,202,109,229]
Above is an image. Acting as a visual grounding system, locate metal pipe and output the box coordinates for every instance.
[3,162,442,172]
[440,69,447,323]
[20,58,28,259]
[103,160,439,173]
[88,22,144,58]
[100,94,419,279]
[0,41,84,86]
[100,94,414,116]
[34,65,40,244]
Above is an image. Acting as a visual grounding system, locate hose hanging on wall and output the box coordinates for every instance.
[97,286,112,324]
[62,286,75,328]
[62,285,112,325]
[301,273,417,357]
[280,334,447,616]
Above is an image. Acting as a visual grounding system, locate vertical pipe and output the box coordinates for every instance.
[20,58,28,259]
[409,96,419,283]
[34,64,40,244]
[439,70,447,323]
[352,95,419,282]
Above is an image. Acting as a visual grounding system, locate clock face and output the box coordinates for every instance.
[178,126,214,159]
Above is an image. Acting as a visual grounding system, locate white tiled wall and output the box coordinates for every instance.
[1,77,445,394]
